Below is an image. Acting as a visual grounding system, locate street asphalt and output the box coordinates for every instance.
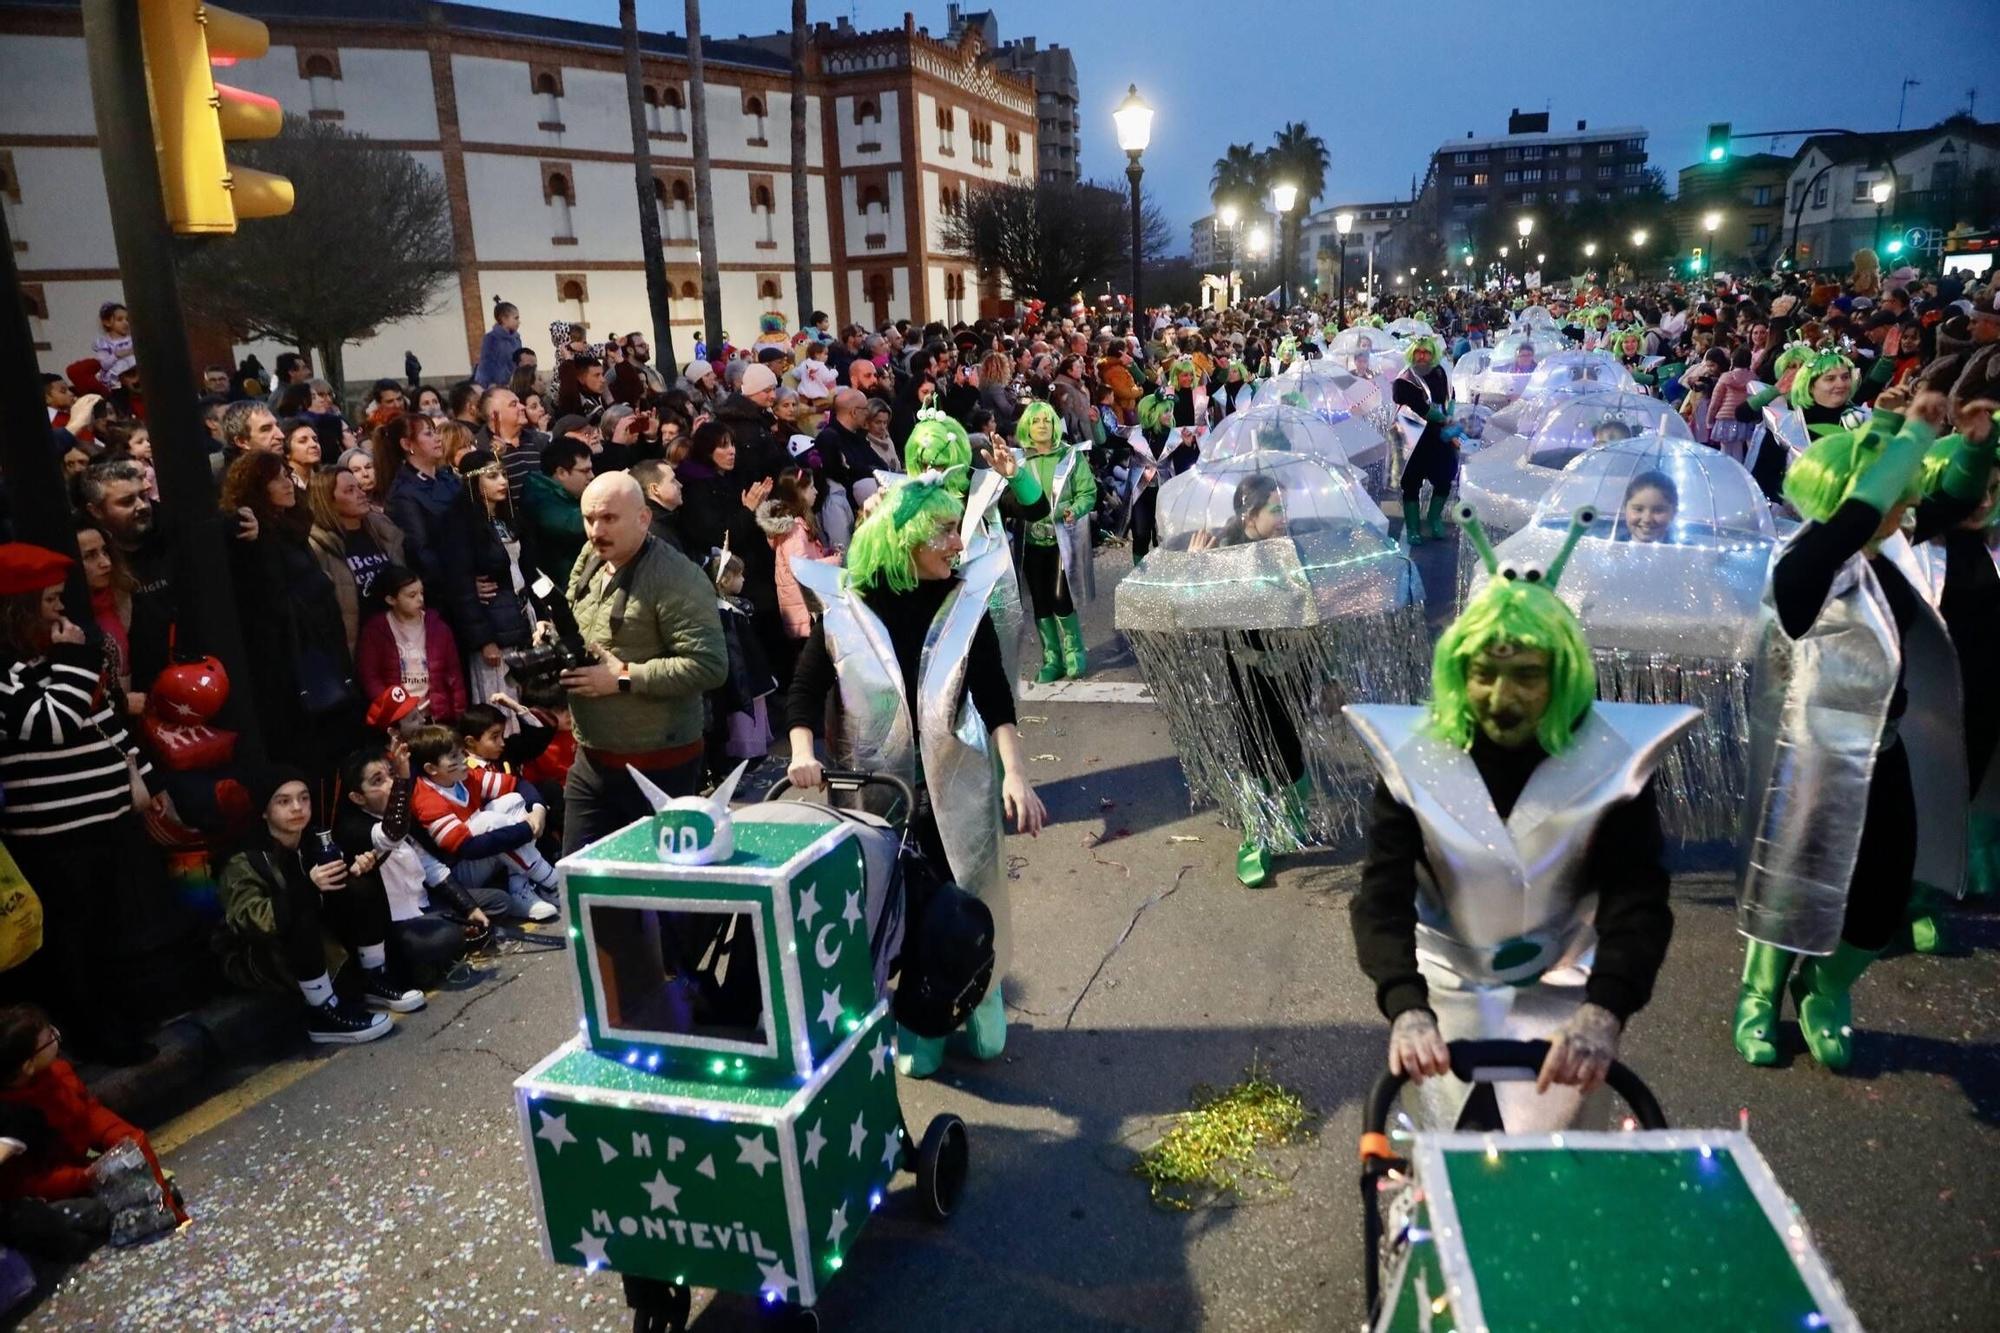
[22,538,1998,1332]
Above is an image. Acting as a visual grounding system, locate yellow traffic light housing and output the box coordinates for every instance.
[137,2,293,235]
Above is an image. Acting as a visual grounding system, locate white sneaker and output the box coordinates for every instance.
[526,900,559,922]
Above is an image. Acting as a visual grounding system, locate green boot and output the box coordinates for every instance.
[1235,836,1272,889]
[895,1023,946,1079]
[1907,883,1948,954]
[952,986,1007,1061]
[1732,940,1796,1067]
[1424,493,1451,541]
[1056,613,1088,680]
[1404,509,1425,547]
[1282,774,1316,845]
[1033,618,1063,684]
[1789,941,1880,1071]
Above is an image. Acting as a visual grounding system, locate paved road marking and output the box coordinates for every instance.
[150,1051,332,1157]
[1017,679,1156,704]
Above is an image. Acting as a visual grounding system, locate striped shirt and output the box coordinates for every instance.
[410,768,518,856]
[0,645,152,838]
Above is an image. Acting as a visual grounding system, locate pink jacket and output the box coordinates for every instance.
[759,502,835,639]
[1708,367,1758,431]
[356,608,467,722]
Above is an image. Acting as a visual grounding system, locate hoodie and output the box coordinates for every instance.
[757,500,833,638]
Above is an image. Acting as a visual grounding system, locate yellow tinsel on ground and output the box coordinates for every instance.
[1132,1063,1316,1211]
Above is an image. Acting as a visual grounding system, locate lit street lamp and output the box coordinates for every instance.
[1273,181,1299,312]
[1334,210,1355,328]
[1247,225,1269,292]
[1112,84,1153,317]
[1218,201,1238,273]
[1701,209,1722,273]
[1870,179,1893,254]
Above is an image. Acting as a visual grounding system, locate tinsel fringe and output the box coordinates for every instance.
[1128,609,1432,849]
[1595,650,1750,844]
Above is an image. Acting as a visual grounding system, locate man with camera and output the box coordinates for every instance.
[557,472,727,853]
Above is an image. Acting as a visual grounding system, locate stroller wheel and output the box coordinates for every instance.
[624,1277,691,1333]
[915,1114,970,1221]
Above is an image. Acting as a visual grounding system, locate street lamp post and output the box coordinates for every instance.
[1247,225,1269,294]
[1112,84,1152,320]
[1272,182,1299,312]
[1516,216,1534,290]
[1869,179,1892,256]
[1334,210,1355,328]
[1701,209,1722,275]
[1499,245,1510,289]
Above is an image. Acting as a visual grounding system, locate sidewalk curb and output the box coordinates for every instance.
[75,992,301,1127]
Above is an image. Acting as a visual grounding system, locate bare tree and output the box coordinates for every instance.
[176,116,454,391]
[621,0,675,376]
[789,0,813,330]
[685,0,722,356]
[941,179,1169,308]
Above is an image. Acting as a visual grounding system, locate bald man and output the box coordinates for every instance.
[814,386,877,507]
[560,471,727,849]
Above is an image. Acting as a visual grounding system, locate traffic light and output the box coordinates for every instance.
[1689,247,1704,273]
[1885,239,1904,256]
[1704,122,1731,163]
[138,2,293,235]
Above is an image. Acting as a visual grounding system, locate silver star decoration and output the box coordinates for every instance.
[796,883,822,930]
[535,1110,576,1155]
[842,887,864,932]
[736,1132,778,1179]
[817,984,844,1035]
[758,1259,798,1301]
[847,1110,869,1160]
[867,1034,891,1078]
[640,1169,681,1215]
[880,1126,903,1172]
[571,1228,610,1268]
[826,1199,850,1249]
[802,1119,827,1169]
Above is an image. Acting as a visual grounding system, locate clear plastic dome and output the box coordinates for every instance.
[1530,435,1777,545]
[1202,402,1360,472]
[1325,326,1400,360]
[1524,391,1691,470]
[1155,450,1388,550]
[1321,345,1405,398]
[1260,359,1355,420]
[1522,350,1636,398]
[1386,317,1434,339]
[1485,380,1615,442]
[1471,330,1569,403]
[1513,305,1561,332]
[1451,347,1494,401]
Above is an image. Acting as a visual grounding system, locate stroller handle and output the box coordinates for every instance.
[763,768,917,826]
[1361,1038,1666,1151]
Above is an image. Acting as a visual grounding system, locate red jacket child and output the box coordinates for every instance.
[0,1057,183,1223]
[356,606,467,724]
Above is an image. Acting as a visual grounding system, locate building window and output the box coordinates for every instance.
[1005,129,1022,175]
[643,86,662,134]
[860,182,888,247]
[1522,146,1543,161]
[1522,168,1542,182]
[1624,138,1644,153]
[1564,188,1579,203]
[1453,174,1468,187]
[1522,190,1538,204]
[1596,142,1614,155]
[1471,151,1488,164]
[1453,152,1469,165]
[542,165,576,242]
[936,104,956,155]
[660,176,694,243]
[1622,161,1641,176]
[663,87,685,136]
[532,67,564,132]
[1502,170,1519,184]
[854,97,880,125]
[300,51,341,119]
[744,95,768,146]
[1812,177,1828,209]
[1851,174,1882,204]
[750,180,776,246]
[555,274,588,326]
[676,280,698,301]
[1471,172,1488,186]
[1748,184,1771,207]
[759,276,782,305]
[1595,164,1612,179]
[1751,223,1771,245]
[1621,184,1640,196]
[1503,147,1519,162]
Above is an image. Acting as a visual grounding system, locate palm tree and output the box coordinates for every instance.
[788,0,812,330]
[685,0,722,356]
[1209,141,1267,213]
[621,0,675,375]
[1267,122,1329,297]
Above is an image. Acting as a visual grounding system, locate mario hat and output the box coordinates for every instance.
[0,543,73,596]
[365,684,423,729]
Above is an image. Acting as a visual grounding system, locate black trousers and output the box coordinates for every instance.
[3,817,158,1042]
[1401,436,1458,507]
[1228,658,1305,785]
[1840,740,1917,951]
[1021,540,1072,619]
[268,859,392,982]
[563,747,704,855]
[1129,486,1160,564]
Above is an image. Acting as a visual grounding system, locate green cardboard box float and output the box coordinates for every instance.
[515,768,967,1324]
[1372,1130,1861,1333]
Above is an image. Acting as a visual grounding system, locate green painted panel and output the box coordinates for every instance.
[791,1008,904,1284]
[1439,1146,1827,1331]
[782,834,875,1067]
[533,1044,795,1110]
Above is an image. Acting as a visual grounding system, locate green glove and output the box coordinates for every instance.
[1424,406,1447,424]
[1846,417,1936,515]
[1006,463,1044,507]
[1924,428,2000,504]
[1745,384,1781,411]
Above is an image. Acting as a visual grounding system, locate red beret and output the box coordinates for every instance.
[0,544,73,597]
[365,684,422,729]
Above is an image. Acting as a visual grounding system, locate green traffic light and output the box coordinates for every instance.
[1707,147,1726,162]
[1885,240,1904,256]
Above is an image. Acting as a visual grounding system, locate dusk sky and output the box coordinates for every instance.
[532,1,1994,250]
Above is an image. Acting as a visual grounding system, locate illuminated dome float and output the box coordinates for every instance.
[1467,329,1570,409]
[1114,450,1428,849]
[1456,390,1692,598]
[1384,316,1434,340]
[1483,350,1638,438]
[1204,399,1377,492]
[1466,435,1777,840]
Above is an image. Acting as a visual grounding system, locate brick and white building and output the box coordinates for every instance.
[0,0,1035,383]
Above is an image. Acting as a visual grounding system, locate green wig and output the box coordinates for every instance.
[1136,393,1173,432]
[1014,399,1067,454]
[1425,505,1598,755]
[904,407,973,492]
[843,479,965,595]
[1783,420,1910,524]
[1405,334,1446,367]
[1355,314,1386,330]
[1786,349,1854,411]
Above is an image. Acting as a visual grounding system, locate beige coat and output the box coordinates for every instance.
[308,511,408,651]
